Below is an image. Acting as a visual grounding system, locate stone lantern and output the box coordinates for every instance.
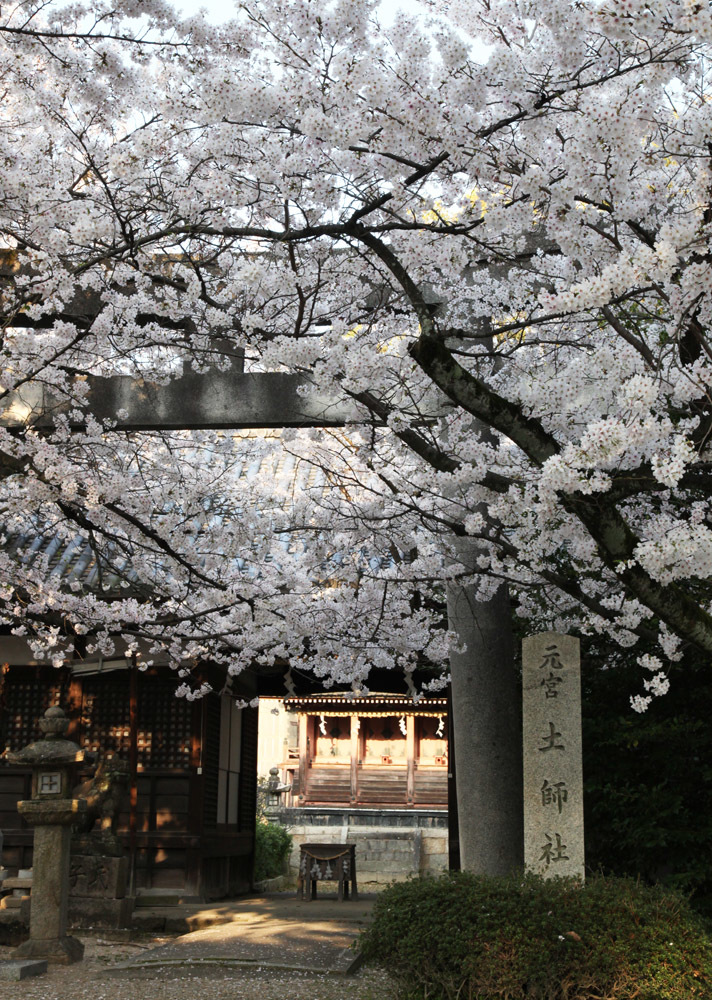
[264,766,291,821]
[7,706,87,964]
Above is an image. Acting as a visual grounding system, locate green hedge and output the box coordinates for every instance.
[359,872,712,1000]
[253,819,292,882]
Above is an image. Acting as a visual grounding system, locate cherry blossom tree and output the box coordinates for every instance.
[2,0,712,713]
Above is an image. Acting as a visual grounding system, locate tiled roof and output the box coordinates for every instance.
[1,435,393,595]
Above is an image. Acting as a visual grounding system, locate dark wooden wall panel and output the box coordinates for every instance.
[239,706,258,833]
[80,674,192,771]
[1,670,259,898]
[202,695,220,829]
[1,667,68,752]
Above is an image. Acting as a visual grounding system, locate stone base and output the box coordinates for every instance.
[69,854,128,898]
[13,935,84,965]
[0,959,47,981]
[69,895,134,929]
[1,877,33,892]
[22,896,135,930]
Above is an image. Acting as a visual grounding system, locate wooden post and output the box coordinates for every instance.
[185,700,203,896]
[406,715,416,805]
[350,715,359,804]
[128,659,138,895]
[297,713,309,805]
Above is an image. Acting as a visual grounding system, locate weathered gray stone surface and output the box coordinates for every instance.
[0,959,47,980]
[0,373,363,431]
[22,823,70,941]
[522,632,584,880]
[9,707,86,964]
[12,935,84,965]
[68,896,134,929]
[69,855,128,899]
[447,581,523,875]
[18,895,136,931]
[0,909,29,946]
[351,830,421,874]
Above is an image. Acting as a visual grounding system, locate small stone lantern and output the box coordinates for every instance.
[264,766,291,821]
[7,706,87,964]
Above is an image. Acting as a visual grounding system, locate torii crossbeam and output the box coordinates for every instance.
[0,371,359,431]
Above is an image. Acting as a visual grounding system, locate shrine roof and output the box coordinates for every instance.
[1,435,394,596]
[284,692,447,715]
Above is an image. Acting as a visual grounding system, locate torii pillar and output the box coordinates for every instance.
[447,581,523,873]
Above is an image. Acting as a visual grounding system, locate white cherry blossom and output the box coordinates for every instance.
[0,0,711,709]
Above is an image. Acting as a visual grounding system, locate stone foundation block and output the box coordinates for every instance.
[13,935,84,965]
[68,895,134,929]
[0,911,29,947]
[0,959,47,981]
[69,855,128,898]
[1,878,32,892]
[130,911,166,933]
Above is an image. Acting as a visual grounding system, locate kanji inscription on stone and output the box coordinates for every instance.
[522,632,584,880]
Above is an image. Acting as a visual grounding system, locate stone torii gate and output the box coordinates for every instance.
[1,365,523,876]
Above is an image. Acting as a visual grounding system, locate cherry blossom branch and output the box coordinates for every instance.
[0,25,190,45]
[344,229,712,655]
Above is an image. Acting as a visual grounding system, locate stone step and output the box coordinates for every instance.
[0,896,25,910]
[134,892,202,907]
[0,959,47,981]
[1,878,32,891]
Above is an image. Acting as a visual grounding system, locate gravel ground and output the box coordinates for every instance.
[0,934,395,1000]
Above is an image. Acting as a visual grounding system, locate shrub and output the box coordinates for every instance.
[359,871,712,1000]
[253,818,292,882]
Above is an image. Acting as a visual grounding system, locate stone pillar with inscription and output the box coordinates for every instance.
[522,633,584,880]
[6,707,86,964]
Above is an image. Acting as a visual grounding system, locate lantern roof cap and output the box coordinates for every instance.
[6,706,85,767]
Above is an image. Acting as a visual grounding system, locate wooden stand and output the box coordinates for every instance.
[297,844,357,901]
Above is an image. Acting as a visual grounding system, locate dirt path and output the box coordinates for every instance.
[0,934,393,1000]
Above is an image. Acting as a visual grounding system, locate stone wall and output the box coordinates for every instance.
[276,807,448,889]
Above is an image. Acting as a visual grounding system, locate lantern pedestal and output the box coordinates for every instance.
[13,803,86,964]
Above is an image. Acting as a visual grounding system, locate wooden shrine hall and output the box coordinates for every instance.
[0,642,258,901]
[284,692,449,810]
